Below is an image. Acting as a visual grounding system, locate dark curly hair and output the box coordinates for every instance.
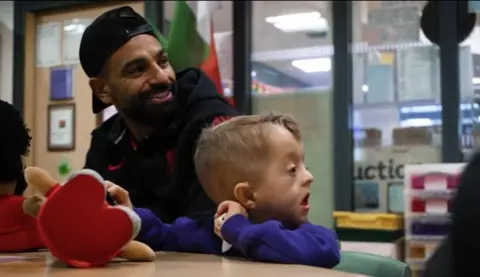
[0,100,31,183]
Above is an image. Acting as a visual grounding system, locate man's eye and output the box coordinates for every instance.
[159,55,169,63]
[133,65,145,72]
[129,65,146,74]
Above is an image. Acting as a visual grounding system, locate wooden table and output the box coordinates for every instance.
[0,252,368,277]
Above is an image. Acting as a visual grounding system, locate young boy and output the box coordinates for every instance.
[0,100,44,252]
[113,113,340,267]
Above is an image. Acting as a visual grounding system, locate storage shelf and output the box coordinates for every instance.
[406,212,451,219]
[406,258,426,265]
[403,163,465,270]
[406,235,446,241]
[334,211,403,231]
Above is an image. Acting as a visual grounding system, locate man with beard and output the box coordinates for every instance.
[80,6,238,223]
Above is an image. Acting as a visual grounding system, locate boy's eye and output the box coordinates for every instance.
[288,166,297,174]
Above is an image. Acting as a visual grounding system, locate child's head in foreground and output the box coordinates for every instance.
[194,113,313,227]
[0,100,31,194]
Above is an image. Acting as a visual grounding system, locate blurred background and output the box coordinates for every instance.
[2,2,477,275]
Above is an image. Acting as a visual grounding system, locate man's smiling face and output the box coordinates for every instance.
[92,34,177,125]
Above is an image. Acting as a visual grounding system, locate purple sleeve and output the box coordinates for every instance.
[220,215,340,268]
[133,208,172,251]
[133,208,221,254]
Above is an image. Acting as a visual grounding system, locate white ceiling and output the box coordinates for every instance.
[164,1,333,87]
[165,1,434,88]
[0,1,434,89]
[0,1,13,30]
[164,1,331,51]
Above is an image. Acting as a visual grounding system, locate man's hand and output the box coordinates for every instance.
[105,181,132,209]
[214,201,248,239]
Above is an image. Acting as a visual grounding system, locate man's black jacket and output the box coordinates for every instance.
[84,68,238,223]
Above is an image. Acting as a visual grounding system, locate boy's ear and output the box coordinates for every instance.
[233,182,255,209]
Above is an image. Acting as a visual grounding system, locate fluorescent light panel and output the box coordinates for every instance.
[291,57,331,73]
[265,12,329,33]
[64,23,86,33]
[292,63,480,81]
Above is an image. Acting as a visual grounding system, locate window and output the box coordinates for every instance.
[0,1,13,103]
[462,25,480,159]
[164,1,233,98]
[352,1,442,213]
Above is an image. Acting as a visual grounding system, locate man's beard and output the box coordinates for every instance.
[120,82,179,127]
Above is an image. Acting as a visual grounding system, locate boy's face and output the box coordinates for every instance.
[246,126,313,227]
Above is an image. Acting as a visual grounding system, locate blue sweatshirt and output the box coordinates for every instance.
[134,208,340,268]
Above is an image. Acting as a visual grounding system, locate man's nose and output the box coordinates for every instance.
[148,63,169,84]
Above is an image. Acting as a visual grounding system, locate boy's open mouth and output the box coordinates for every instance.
[301,193,310,207]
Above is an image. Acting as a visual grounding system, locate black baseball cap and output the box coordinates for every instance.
[79,6,155,114]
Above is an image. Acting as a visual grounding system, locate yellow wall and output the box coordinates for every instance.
[23,2,144,181]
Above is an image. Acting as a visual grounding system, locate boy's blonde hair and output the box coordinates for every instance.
[194,113,301,203]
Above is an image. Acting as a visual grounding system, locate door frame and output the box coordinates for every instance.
[12,1,164,116]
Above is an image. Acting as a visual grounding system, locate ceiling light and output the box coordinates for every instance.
[266,12,321,24]
[63,23,86,34]
[265,12,329,33]
[64,24,76,32]
[291,58,331,73]
[401,118,434,128]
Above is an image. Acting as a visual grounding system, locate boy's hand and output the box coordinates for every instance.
[215,200,248,219]
[214,201,248,239]
[105,181,132,209]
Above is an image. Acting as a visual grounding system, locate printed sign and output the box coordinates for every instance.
[354,146,441,213]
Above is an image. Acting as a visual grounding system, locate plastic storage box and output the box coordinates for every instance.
[334,212,403,231]
[403,163,464,275]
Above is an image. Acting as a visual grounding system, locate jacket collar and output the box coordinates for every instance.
[106,115,127,145]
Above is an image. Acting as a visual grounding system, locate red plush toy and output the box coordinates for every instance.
[23,167,155,268]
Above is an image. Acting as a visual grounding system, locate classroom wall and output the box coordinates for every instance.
[23,2,144,180]
[0,1,13,103]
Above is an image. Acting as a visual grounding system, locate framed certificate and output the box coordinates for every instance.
[47,103,75,151]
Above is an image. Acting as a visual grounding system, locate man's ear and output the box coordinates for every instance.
[233,182,256,209]
[89,78,112,105]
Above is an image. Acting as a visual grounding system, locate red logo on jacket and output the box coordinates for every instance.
[165,149,175,174]
[211,116,231,126]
